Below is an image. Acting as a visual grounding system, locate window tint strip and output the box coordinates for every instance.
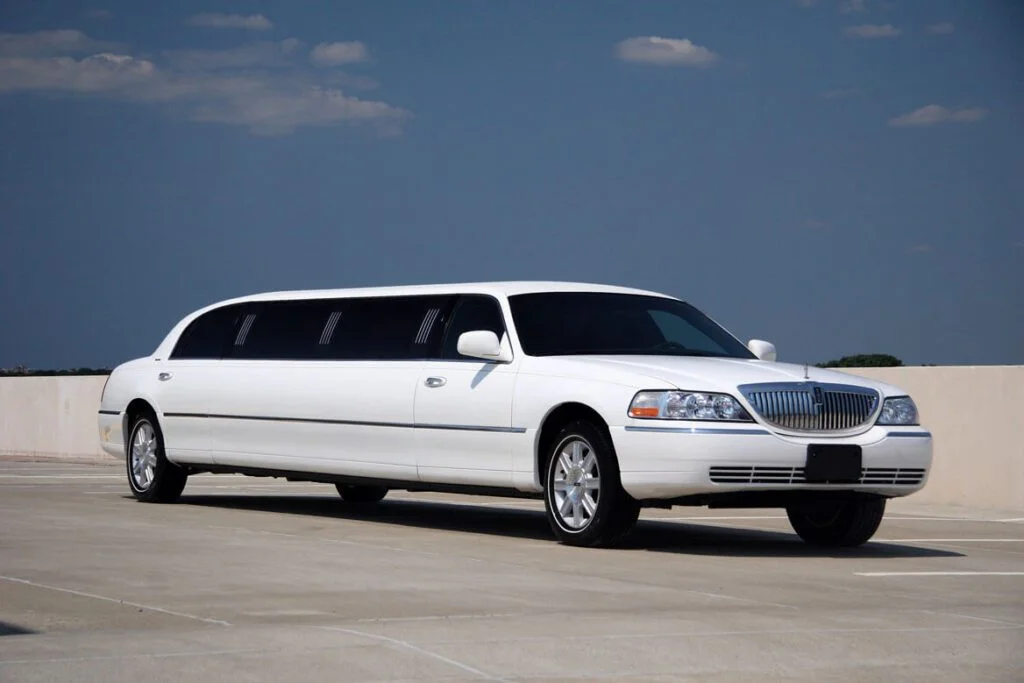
[415,308,440,345]
[320,311,342,345]
[234,313,256,346]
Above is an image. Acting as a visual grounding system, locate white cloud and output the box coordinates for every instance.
[615,36,718,66]
[0,29,120,56]
[926,22,954,35]
[166,39,302,71]
[839,0,867,14]
[843,24,902,38]
[0,53,157,93]
[888,104,988,127]
[0,29,408,137]
[187,13,273,31]
[190,86,408,136]
[310,41,369,66]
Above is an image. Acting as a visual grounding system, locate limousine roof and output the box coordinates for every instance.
[221,281,676,305]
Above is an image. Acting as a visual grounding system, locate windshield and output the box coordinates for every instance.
[507,292,756,359]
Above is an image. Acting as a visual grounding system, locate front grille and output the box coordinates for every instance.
[738,382,880,433]
[709,466,925,486]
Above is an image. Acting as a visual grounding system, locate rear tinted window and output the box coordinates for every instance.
[324,295,450,360]
[170,304,246,359]
[228,300,335,360]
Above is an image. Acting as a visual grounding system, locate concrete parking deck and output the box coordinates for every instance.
[1,460,1021,682]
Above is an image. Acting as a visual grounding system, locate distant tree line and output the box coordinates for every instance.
[815,354,903,368]
[0,365,111,377]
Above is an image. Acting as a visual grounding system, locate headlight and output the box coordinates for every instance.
[876,396,919,425]
[628,391,752,421]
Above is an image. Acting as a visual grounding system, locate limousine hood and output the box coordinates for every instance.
[555,356,904,397]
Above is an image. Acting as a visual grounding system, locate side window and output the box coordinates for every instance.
[229,301,334,360]
[170,304,246,359]
[441,295,506,360]
[325,296,449,360]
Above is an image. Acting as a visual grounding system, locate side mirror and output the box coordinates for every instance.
[748,339,777,362]
[457,330,512,362]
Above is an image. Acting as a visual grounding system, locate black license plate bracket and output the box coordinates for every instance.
[805,444,862,483]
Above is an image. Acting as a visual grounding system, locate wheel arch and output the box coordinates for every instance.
[123,398,159,444]
[535,402,614,487]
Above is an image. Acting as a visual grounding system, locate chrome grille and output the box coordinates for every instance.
[709,466,925,486]
[738,382,879,433]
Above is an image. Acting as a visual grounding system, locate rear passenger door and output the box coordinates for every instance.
[209,295,449,483]
[414,294,519,487]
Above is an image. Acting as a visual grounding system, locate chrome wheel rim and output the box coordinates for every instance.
[551,437,601,531]
[130,421,158,491]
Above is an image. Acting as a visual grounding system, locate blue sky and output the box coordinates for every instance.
[1,0,1021,369]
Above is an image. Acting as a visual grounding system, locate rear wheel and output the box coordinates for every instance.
[786,496,886,547]
[335,484,388,504]
[543,420,640,547]
[126,412,187,503]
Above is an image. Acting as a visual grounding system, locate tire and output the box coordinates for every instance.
[542,419,640,547]
[335,484,388,504]
[786,496,886,547]
[126,411,187,503]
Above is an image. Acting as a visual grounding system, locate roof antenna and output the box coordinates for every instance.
[804,362,809,379]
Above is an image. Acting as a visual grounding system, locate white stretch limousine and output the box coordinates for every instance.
[98,281,932,547]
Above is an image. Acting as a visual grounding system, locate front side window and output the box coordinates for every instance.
[507,292,754,359]
[441,295,507,360]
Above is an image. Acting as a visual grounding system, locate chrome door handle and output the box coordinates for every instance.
[158,372,173,382]
[424,376,446,388]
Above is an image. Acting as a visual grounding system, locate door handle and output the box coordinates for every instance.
[158,372,173,382]
[424,376,446,388]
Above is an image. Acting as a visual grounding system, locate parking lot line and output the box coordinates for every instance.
[880,539,1024,543]
[855,571,1024,577]
[0,574,231,626]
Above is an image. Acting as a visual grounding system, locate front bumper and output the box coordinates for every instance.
[610,423,932,501]
[97,411,125,460]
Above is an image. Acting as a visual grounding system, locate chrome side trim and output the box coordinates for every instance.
[624,426,771,436]
[885,431,932,438]
[163,412,526,434]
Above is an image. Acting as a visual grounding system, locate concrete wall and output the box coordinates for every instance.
[840,366,1023,512]
[0,376,109,461]
[0,368,1021,510]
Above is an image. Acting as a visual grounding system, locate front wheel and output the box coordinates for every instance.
[127,412,187,503]
[786,496,886,547]
[543,420,640,547]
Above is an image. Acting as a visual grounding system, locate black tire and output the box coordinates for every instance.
[335,484,388,504]
[126,411,187,503]
[542,419,640,547]
[786,496,886,547]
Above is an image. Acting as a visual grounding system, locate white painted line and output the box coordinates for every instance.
[880,539,1024,543]
[998,518,1024,523]
[0,575,231,626]
[855,571,1024,577]
[0,648,270,666]
[656,515,787,521]
[318,626,497,680]
[0,475,123,480]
